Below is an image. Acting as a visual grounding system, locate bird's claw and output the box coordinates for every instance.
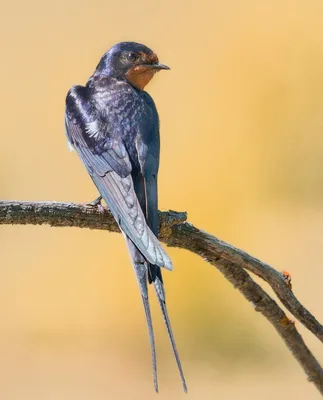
[84,195,107,213]
[87,195,103,207]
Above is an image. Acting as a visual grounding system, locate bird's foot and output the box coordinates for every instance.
[88,195,103,207]
[84,195,107,213]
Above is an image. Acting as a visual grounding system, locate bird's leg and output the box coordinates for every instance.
[88,195,103,207]
[84,195,107,213]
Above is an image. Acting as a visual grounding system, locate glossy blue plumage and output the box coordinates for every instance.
[65,42,186,392]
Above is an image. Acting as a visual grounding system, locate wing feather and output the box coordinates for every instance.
[91,170,171,268]
[65,86,172,270]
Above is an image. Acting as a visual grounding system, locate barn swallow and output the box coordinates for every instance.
[65,42,187,392]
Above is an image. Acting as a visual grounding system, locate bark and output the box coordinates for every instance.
[1,200,323,394]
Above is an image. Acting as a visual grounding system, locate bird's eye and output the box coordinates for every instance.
[127,52,138,62]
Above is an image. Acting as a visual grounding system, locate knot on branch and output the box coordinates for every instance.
[158,209,187,240]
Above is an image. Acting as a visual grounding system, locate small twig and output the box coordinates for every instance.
[167,223,323,392]
[214,238,323,342]
[1,200,323,394]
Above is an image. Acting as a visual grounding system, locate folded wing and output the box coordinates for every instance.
[65,85,172,270]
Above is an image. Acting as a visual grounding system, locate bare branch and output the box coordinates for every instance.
[168,223,323,344]
[0,200,186,233]
[1,200,323,394]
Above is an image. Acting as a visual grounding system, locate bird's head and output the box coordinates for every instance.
[93,42,170,90]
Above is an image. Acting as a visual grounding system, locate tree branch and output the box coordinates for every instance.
[1,200,323,394]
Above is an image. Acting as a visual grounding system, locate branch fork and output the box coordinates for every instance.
[1,200,322,394]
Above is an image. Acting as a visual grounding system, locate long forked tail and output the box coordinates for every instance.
[141,293,158,391]
[153,277,188,392]
[126,238,158,392]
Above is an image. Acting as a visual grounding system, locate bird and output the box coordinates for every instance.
[65,41,187,392]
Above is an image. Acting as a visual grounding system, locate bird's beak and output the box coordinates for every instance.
[148,63,170,71]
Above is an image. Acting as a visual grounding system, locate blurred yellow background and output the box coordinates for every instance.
[1,0,323,398]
